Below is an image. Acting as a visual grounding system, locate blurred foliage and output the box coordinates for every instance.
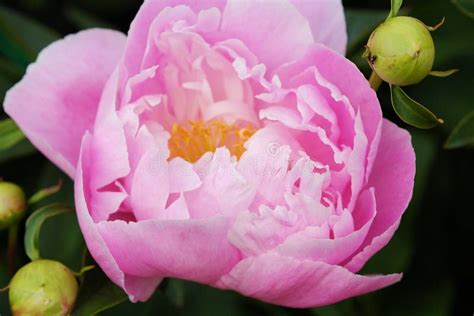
[0,0,473,315]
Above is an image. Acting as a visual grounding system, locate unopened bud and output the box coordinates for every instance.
[366,16,435,86]
[0,181,26,230]
[9,260,79,316]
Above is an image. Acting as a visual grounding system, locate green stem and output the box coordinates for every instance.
[369,71,383,91]
[7,224,18,275]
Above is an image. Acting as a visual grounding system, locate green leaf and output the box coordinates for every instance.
[24,203,72,261]
[390,85,444,129]
[387,0,404,20]
[73,265,95,277]
[72,262,128,316]
[0,139,37,164]
[444,111,474,149]
[429,69,460,77]
[0,118,25,150]
[452,0,474,18]
[28,180,63,205]
[0,4,59,68]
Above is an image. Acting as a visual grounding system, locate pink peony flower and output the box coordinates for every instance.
[5,0,415,308]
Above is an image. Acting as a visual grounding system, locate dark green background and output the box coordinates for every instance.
[0,0,473,315]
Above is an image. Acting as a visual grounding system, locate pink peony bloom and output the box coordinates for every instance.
[5,0,415,308]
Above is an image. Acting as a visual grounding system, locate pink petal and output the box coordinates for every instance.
[130,149,169,220]
[75,133,160,302]
[186,148,255,218]
[96,215,240,283]
[276,189,376,265]
[90,97,131,190]
[289,0,347,55]
[122,0,226,79]
[89,190,127,222]
[345,120,415,272]
[221,0,314,70]
[276,44,381,154]
[5,29,126,178]
[216,251,402,308]
[228,206,300,257]
[344,219,401,273]
[169,158,201,193]
[238,124,300,207]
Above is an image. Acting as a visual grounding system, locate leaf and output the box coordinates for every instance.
[72,262,128,316]
[390,85,444,129]
[387,0,404,20]
[24,203,72,261]
[0,139,37,164]
[452,0,474,18]
[28,180,63,204]
[0,4,59,68]
[429,69,460,77]
[32,166,85,270]
[73,265,95,277]
[444,111,474,149]
[0,118,25,150]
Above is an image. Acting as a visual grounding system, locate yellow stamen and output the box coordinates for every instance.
[169,120,256,162]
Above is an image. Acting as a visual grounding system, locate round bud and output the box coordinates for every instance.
[0,181,27,231]
[9,260,79,316]
[366,16,435,86]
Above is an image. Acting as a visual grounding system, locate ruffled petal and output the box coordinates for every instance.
[276,188,376,265]
[186,148,256,218]
[75,132,161,302]
[344,120,415,272]
[122,0,226,79]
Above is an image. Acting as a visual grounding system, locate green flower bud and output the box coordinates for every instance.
[0,181,26,231]
[9,260,79,316]
[366,16,435,86]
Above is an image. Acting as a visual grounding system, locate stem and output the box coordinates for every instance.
[7,224,18,275]
[369,71,383,91]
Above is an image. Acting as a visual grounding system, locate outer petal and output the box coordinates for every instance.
[290,0,347,55]
[5,29,126,178]
[96,215,241,283]
[221,0,314,70]
[75,132,161,302]
[216,252,401,308]
[345,120,415,272]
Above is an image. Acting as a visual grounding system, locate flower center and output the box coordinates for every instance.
[168,120,256,163]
